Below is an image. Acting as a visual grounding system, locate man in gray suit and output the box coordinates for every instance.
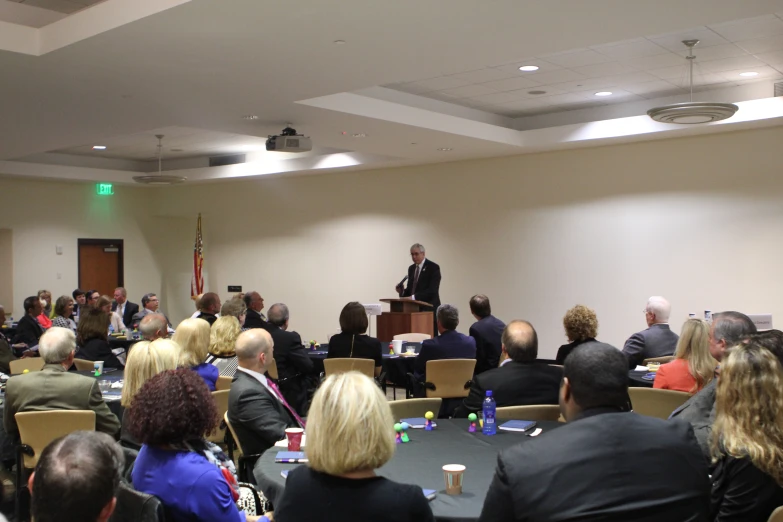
[3,327,120,441]
[622,296,679,369]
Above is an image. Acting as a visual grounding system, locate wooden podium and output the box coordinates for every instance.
[377,298,434,342]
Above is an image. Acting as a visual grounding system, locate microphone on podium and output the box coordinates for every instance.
[396,275,408,297]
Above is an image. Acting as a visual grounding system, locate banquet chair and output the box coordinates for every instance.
[109,482,168,522]
[768,507,783,522]
[9,358,45,375]
[496,405,561,421]
[266,359,279,380]
[72,358,96,371]
[216,375,233,391]
[208,390,230,444]
[423,359,476,398]
[628,388,690,419]
[224,412,260,483]
[388,398,442,421]
[393,333,431,343]
[642,355,675,365]
[323,358,375,379]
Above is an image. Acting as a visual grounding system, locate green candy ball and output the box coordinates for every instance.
[394,423,403,432]
[468,413,478,421]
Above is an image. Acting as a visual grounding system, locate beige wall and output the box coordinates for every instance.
[2,125,783,357]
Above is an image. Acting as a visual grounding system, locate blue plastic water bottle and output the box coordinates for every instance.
[109,324,114,334]
[482,390,496,435]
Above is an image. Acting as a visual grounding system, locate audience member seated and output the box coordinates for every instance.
[191,293,205,318]
[275,372,434,522]
[139,313,169,341]
[75,307,122,369]
[622,296,679,369]
[96,295,126,333]
[220,297,248,328]
[206,315,242,376]
[243,291,270,330]
[327,302,382,377]
[654,318,716,394]
[228,329,302,459]
[36,290,53,329]
[111,287,138,329]
[0,304,25,373]
[414,304,476,383]
[131,293,171,329]
[85,289,100,308]
[194,292,221,326]
[51,295,77,332]
[671,311,757,458]
[556,304,600,365]
[267,303,315,416]
[12,295,44,347]
[29,431,123,522]
[120,339,180,450]
[173,318,219,391]
[129,369,261,522]
[468,294,505,374]
[4,327,120,441]
[71,288,86,321]
[478,343,710,521]
[454,320,562,418]
[710,341,783,521]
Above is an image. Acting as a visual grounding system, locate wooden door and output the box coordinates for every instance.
[78,239,124,296]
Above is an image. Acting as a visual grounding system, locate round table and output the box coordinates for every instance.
[628,370,655,388]
[254,418,562,521]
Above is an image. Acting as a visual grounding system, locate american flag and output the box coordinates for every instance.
[191,213,204,297]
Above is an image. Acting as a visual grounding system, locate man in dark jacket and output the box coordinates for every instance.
[468,294,505,374]
[267,303,314,416]
[243,291,271,330]
[622,295,679,368]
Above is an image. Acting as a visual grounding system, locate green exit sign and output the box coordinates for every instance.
[96,183,114,195]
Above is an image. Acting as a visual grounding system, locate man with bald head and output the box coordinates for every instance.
[454,320,563,418]
[228,329,302,467]
[622,296,679,369]
[139,314,169,341]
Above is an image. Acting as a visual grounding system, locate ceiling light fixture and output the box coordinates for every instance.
[739,71,758,77]
[133,135,187,185]
[333,40,346,45]
[518,65,539,72]
[437,148,453,151]
[594,91,613,97]
[352,133,367,138]
[242,115,259,120]
[647,40,738,124]
[528,90,547,95]
[92,145,107,150]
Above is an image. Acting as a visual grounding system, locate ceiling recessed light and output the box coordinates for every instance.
[170,148,184,152]
[333,40,346,45]
[518,65,539,72]
[351,133,367,138]
[528,90,547,95]
[92,145,107,150]
[595,91,613,97]
[437,147,453,151]
[739,71,758,77]
[242,115,259,120]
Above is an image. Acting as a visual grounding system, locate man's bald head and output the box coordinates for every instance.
[502,320,538,363]
[235,329,274,372]
[139,314,168,341]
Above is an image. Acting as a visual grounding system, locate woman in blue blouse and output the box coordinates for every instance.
[172,318,219,390]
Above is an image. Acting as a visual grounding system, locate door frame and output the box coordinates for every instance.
[77,238,125,289]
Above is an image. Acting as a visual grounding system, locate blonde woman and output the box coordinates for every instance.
[653,319,716,393]
[120,339,180,449]
[556,305,599,365]
[172,318,218,391]
[710,341,783,521]
[205,315,242,376]
[274,372,434,522]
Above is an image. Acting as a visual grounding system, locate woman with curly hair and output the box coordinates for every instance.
[556,305,599,365]
[129,369,263,521]
[205,315,242,376]
[710,341,783,521]
[75,306,122,368]
[653,319,716,393]
[51,295,77,332]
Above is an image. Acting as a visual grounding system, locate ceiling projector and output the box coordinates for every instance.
[266,126,312,152]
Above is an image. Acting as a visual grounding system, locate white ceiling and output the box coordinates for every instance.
[1,0,783,184]
[4,0,102,15]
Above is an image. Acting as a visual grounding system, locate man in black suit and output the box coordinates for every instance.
[622,295,679,368]
[243,291,270,330]
[228,329,302,472]
[12,296,44,346]
[468,294,505,374]
[454,320,561,418]
[267,303,315,416]
[478,343,711,522]
[414,304,476,383]
[111,287,139,329]
[396,243,441,335]
[193,291,220,326]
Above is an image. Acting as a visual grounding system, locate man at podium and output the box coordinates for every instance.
[395,243,441,334]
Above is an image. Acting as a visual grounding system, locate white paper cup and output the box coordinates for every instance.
[442,464,466,495]
[392,340,403,355]
[93,361,104,375]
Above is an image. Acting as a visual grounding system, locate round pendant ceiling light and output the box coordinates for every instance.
[647,40,738,125]
[133,134,187,185]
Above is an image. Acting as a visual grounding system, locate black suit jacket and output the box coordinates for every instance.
[478,409,711,522]
[12,315,43,346]
[76,338,123,369]
[622,323,679,368]
[414,329,476,380]
[327,333,383,368]
[195,311,218,326]
[112,301,139,330]
[269,326,314,416]
[710,455,783,521]
[227,370,300,456]
[401,259,441,308]
[244,309,271,331]
[454,361,562,418]
[470,315,505,374]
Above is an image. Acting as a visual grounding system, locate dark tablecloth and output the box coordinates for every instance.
[629,370,655,388]
[254,418,561,521]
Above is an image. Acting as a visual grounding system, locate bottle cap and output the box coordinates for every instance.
[486,390,493,397]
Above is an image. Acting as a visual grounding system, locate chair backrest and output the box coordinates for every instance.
[208,390,230,443]
[323,358,375,379]
[388,398,442,421]
[109,482,167,522]
[224,411,244,456]
[266,359,279,380]
[72,358,96,372]
[16,410,96,468]
[393,333,431,342]
[9,357,45,375]
[425,359,476,398]
[642,355,675,365]
[496,404,561,421]
[628,387,691,420]
[768,506,783,522]
[215,375,233,391]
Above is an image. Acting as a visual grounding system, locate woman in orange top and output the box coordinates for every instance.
[654,318,717,394]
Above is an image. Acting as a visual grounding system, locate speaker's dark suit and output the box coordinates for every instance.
[401,259,441,308]
[470,315,506,374]
[244,309,271,331]
[112,301,139,331]
[454,361,562,418]
[414,329,476,381]
[622,323,679,369]
[268,325,314,416]
[478,409,711,522]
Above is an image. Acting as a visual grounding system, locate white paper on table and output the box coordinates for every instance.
[634,365,649,371]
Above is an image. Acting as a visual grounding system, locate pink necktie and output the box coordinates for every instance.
[268,380,306,427]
